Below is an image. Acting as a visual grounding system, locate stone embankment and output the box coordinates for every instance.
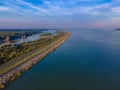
[0,32,70,89]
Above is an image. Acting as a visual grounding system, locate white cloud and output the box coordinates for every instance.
[15,0,48,13]
[0,0,113,16]
[0,0,120,29]
[92,17,120,28]
[74,3,110,15]
[111,17,120,21]
[0,6,10,11]
[112,7,120,13]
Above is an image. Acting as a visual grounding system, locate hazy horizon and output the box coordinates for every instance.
[0,0,120,29]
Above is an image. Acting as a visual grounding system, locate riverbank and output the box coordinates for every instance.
[0,32,70,89]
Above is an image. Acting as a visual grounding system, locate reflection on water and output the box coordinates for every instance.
[6,29,120,90]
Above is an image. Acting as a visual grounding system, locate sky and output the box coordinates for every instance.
[0,0,120,29]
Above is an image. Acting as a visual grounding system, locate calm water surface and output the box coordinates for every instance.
[6,29,120,90]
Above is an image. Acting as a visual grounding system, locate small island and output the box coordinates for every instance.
[0,30,70,89]
[114,28,120,31]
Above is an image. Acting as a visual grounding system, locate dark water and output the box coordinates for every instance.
[6,29,120,90]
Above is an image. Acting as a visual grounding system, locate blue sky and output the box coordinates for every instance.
[0,0,120,29]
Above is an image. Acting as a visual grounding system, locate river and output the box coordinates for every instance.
[6,29,120,90]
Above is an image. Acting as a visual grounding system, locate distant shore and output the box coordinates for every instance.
[114,28,120,31]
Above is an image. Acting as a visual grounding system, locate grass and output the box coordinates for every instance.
[0,32,70,75]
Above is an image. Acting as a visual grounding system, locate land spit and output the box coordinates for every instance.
[0,32,70,90]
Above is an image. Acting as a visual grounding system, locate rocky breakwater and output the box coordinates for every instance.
[0,32,71,90]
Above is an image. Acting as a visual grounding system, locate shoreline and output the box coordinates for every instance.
[0,32,71,89]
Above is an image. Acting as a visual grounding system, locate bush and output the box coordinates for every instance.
[0,84,5,89]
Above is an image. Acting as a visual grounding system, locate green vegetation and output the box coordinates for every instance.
[0,29,44,42]
[16,71,22,77]
[0,31,70,75]
[0,84,5,89]
[0,31,33,41]
[0,31,65,64]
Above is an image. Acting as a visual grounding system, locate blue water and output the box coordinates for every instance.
[6,29,120,90]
